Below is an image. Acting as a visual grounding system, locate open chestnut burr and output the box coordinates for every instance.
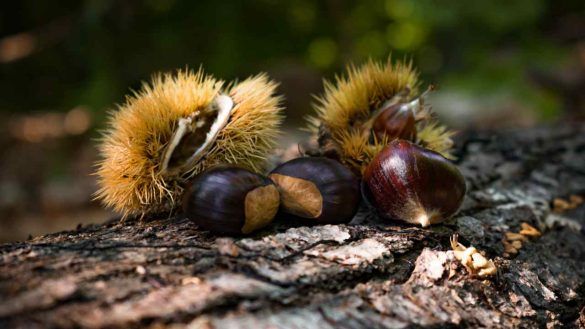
[269,157,361,224]
[183,166,280,235]
[362,140,466,227]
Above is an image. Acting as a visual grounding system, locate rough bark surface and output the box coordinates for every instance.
[1,125,585,329]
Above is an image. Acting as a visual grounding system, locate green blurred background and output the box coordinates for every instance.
[0,0,583,242]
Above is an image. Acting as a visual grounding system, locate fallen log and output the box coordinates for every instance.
[1,125,585,328]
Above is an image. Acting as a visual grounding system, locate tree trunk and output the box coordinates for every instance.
[1,125,585,328]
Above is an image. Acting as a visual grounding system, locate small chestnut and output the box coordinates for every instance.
[183,166,280,235]
[269,157,360,224]
[372,101,417,142]
[362,140,466,227]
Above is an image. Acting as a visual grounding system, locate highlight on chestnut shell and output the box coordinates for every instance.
[372,101,417,142]
[269,157,361,224]
[362,140,466,227]
[183,166,280,235]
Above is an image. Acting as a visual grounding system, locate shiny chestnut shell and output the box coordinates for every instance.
[363,140,466,227]
[269,157,360,224]
[372,102,417,141]
[183,166,280,235]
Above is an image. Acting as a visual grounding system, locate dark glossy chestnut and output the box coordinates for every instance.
[372,102,417,141]
[183,166,280,235]
[362,140,466,227]
[269,157,360,224]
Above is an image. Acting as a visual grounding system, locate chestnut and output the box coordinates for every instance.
[269,157,360,224]
[183,166,280,235]
[362,140,466,227]
[372,101,417,142]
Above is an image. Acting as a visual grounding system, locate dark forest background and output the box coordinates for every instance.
[0,0,583,242]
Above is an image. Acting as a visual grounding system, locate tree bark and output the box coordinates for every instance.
[1,125,585,328]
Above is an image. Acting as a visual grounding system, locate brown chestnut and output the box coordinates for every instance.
[269,157,360,224]
[362,140,466,227]
[372,101,417,141]
[183,166,280,235]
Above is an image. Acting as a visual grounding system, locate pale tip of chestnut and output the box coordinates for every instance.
[416,213,431,228]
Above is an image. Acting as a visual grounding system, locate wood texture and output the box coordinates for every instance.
[1,125,585,328]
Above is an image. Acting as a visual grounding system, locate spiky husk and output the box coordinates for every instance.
[95,69,283,217]
[308,58,454,174]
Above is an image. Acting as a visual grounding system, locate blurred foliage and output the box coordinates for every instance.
[0,0,583,123]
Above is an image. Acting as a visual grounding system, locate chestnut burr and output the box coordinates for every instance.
[363,140,466,227]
